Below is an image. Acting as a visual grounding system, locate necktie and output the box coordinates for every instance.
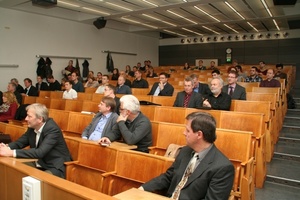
[183,93,190,107]
[229,86,233,96]
[171,153,199,200]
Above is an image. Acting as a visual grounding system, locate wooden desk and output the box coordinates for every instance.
[109,142,137,150]
[114,188,169,200]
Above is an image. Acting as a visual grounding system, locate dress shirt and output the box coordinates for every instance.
[206,92,231,110]
[88,112,112,141]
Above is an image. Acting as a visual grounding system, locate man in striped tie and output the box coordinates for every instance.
[140,112,234,200]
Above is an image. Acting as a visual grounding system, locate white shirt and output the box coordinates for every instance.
[95,85,105,94]
[63,88,78,99]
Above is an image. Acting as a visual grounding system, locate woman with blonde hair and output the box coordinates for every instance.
[0,91,19,122]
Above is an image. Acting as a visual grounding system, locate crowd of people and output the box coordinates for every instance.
[0,58,288,199]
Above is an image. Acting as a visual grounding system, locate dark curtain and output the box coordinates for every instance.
[106,52,114,73]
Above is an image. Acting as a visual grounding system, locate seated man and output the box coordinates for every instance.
[140,112,234,200]
[116,75,132,94]
[203,78,231,110]
[274,63,287,85]
[173,77,203,108]
[211,69,222,79]
[82,97,118,141]
[22,78,39,97]
[190,74,211,97]
[222,70,246,100]
[0,103,72,178]
[99,95,152,153]
[71,72,84,92]
[95,75,109,94]
[104,84,120,115]
[197,59,206,70]
[63,80,77,99]
[148,72,174,96]
[132,70,149,88]
[260,68,281,87]
[244,66,262,82]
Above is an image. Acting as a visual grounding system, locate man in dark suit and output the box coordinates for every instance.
[7,82,22,105]
[173,77,203,108]
[0,103,71,178]
[36,75,49,92]
[190,74,211,97]
[140,112,234,199]
[22,78,38,97]
[116,76,132,94]
[11,78,24,94]
[82,96,118,141]
[104,84,120,115]
[222,70,246,100]
[148,72,174,96]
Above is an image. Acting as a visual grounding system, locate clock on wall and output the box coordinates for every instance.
[226,48,232,63]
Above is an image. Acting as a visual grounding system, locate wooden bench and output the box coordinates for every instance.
[131,88,150,95]
[49,91,63,99]
[65,140,119,192]
[153,106,186,124]
[64,135,81,161]
[91,93,104,103]
[101,149,174,196]
[5,124,27,142]
[64,111,94,137]
[49,109,70,131]
[151,96,176,106]
[82,101,99,113]
[22,96,37,104]
[85,87,97,93]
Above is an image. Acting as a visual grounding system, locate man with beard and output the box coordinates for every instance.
[203,78,231,110]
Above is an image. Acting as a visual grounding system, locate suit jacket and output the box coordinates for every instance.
[142,145,234,200]
[8,118,71,178]
[222,84,246,100]
[81,112,118,139]
[148,82,174,96]
[173,91,203,108]
[36,82,49,91]
[116,84,132,94]
[24,86,39,96]
[197,83,212,97]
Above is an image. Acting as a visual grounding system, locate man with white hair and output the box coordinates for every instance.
[203,78,231,110]
[99,95,152,153]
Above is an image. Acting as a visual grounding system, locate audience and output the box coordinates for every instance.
[222,70,246,100]
[84,76,99,88]
[190,74,211,97]
[132,70,149,88]
[148,72,174,96]
[183,62,190,70]
[258,61,268,75]
[36,75,48,92]
[116,76,132,94]
[7,82,22,105]
[47,75,61,91]
[0,103,71,178]
[209,61,218,70]
[95,75,109,94]
[63,80,77,99]
[96,72,102,84]
[140,112,234,199]
[0,92,19,122]
[260,68,281,87]
[71,72,84,92]
[203,78,231,110]
[82,97,118,141]
[173,77,203,108]
[111,68,120,80]
[118,71,132,87]
[197,59,206,70]
[274,63,287,85]
[103,84,120,114]
[11,78,24,94]
[244,66,262,82]
[99,95,152,153]
[146,66,158,78]
[125,65,133,77]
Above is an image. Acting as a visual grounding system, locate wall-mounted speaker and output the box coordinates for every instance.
[93,18,107,29]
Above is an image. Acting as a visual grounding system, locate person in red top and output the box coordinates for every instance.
[0,92,19,122]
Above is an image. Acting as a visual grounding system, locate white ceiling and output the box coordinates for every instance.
[1,0,300,38]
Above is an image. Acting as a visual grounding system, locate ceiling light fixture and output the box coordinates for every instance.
[260,0,273,17]
[207,37,211,41]
[274,33,280,38]
[142,14,176,27]
[167,10,198,24]
[202,26,220,35]
[257,34,263,39]
[220,36,224,41]
[194,6,220,22]
[163,29,187,37]
[227,35,232,40]
[193,38,198,42]
[121,17,140,24]
[225,1,245,20]
[58,1,80,7]
[213,36,218,41]
[223,24,239,33]
[143,0,159,7]
[235,35,239,40]
[273,19,280,31]
[250,34,255,39]
[200,37,204,42]
[82,7,110,15]
[242,35,247,39]
[247,22,258,32]
[182,28,203,36]
[283,32,289,37]
[106,2,133,11]
[266,33,271,38]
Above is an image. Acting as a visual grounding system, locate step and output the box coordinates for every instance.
[255,181,300,200]
[274,140,300,157]
[266,158,300,188]
[283,117,300,127]
[280,126,300,139]
[286,109,300,117]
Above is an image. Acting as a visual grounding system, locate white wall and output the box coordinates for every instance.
[0,7,159,91]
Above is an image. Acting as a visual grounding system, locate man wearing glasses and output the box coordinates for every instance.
[99,95,152,153]
[245,66,263,82]
[222,70,246,100]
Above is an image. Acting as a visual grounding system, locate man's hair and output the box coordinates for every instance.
[259,61,265,64]
[189,74,198,80]
[211,69,220,75]
[47,75,54,79]
[65,80,73,85]
[11,78,19,84]
[8,82,17,91]
[26,103,49,122]
[106,84,116,94]
[267,68,275,74]
[228,70,238,78]
[251,66,259,72]
[186,112,216,143]
[24,78,32,84]
[236,65,243,72]
[159,72,169,78]
[101,96,116,112]
[276,63,284,68]
[211,77,224,86]
[102,75,109,79]
[184,76,194,85]
[120,95,140,114]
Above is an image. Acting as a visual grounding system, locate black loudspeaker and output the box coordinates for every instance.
[93,18,107,29]
[273,0,297,5]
